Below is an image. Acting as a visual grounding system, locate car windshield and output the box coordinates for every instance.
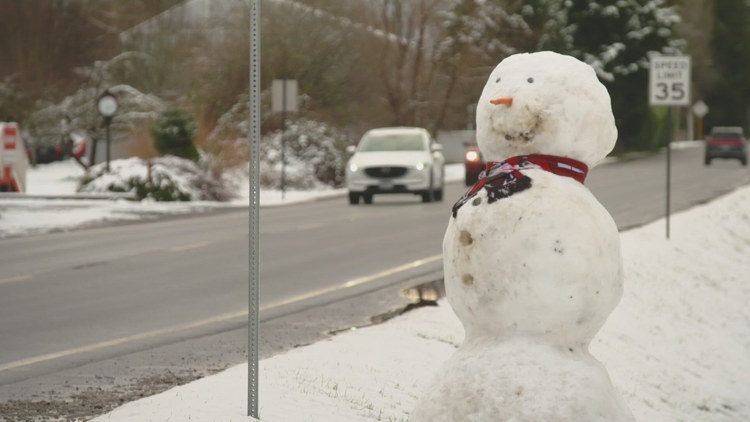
[358,134,426,152]
[711,132,743,139]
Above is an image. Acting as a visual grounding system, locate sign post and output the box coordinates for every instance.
[649,55,691,239]
[692,100,709,140]
[248,0,260,419]
[96,90,118,173]
[272,79,298,199]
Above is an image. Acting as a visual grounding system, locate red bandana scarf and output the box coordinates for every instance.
[452,154,589,217]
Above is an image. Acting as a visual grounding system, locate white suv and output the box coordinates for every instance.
[345,127,445,204]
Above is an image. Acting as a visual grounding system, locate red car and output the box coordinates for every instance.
[704,126,747,166]
[464,144,485,186]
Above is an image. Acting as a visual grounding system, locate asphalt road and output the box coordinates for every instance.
[0,144,748,419]
[588,146,750,231]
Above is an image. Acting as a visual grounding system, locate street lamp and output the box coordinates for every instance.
[97,89,118,172]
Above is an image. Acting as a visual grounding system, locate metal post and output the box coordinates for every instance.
[665,107,672,239]
[696,116,703,141]
[281,81,286,200]
[97,89,117,172]
[105,116,112,173]
[248,0,261,418]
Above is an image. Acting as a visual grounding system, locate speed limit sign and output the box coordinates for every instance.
[649,55,691,106]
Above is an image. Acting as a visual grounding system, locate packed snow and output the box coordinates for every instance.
[417,52,633,421]
[2,159,749,421]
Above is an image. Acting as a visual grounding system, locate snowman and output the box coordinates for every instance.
[410,51,635,421]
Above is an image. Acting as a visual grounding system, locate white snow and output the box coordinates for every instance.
[2,159,750,421]
[0,159,351,238]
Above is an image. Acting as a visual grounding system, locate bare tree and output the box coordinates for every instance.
[0,0,180,121]
[25,52,165,170]
[356,0,444,128]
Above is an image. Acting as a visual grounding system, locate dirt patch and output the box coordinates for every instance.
[0,369,213,422]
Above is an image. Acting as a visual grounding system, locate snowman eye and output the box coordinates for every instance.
[495,77,501,83]
[527,77,534,83]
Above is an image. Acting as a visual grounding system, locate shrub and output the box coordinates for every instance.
[78,156,234,202]
[260,119,349,189]
[151,109,199,161]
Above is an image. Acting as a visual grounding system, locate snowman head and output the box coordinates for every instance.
[476,51,617,168]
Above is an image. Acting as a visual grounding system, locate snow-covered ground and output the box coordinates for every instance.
[0,159,357,238]
[3,160,750,421]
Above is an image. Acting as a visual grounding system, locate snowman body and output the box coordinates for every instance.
[410,52,634,421]
[410,338,632,421]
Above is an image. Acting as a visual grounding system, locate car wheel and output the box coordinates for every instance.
[742,157,748,166]
[434,187,444,202]
[348,192,360,205]
[422,174,434,203]
[363,193,373,204]
[704,156,711,166]
[421,185,434,203]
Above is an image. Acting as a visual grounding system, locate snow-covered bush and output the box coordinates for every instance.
[78,156,233,202]
[208,94,349,190]
[261,119,349,190]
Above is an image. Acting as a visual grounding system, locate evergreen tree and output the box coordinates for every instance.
[516,0,573,53]
[439,0,684,151]
[706,0,750,131]
[151,109,199,161]
[542,0,684,151]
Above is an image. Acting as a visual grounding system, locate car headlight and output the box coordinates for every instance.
[465,150,480,162]
[415,162,426,171]
[348,163,359,172]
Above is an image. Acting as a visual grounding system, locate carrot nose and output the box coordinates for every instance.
[490,97,513,106]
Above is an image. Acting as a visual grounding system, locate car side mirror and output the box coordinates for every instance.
[431,143,443,152]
